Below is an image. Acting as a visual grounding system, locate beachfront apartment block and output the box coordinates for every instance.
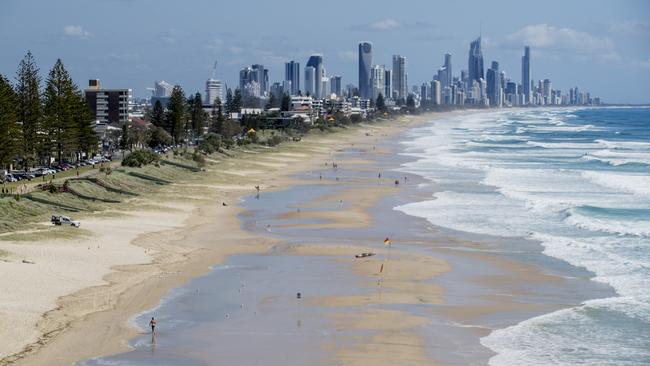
[84,79,131,125]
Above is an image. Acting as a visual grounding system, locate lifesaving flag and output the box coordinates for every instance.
[384,237,391,247]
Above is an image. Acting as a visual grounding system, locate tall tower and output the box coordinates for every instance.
[205,60,222,105]
[522,46,531,105]
[468,37,484,85]
[306,54,323,99]
[486,61,500,107]
[285,61,300,95]
[392,54,407,101]
[358,42,372,99]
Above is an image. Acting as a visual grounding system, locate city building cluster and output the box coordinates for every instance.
[91,37,602,128]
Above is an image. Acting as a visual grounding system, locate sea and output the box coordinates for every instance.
[395,107,650,365]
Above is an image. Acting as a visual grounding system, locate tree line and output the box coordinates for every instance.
[0,52,97,170]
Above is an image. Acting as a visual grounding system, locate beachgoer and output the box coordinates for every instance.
[378,173,381,179]
[149,317,157,334]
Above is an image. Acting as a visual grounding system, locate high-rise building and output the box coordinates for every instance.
[384,69,392,100]
[392,55,407,101]
[240,65,268,95]
[370,64,385,100]
[151,80,173,107]
[486,61,501,107]
[420,83,429,101]
[543,79,551,105]
[431,80,441,105]
[468,37,484,85]
[306,54,324,98]
[304,66,316,97]
[284,61,300,95]
[205,78,223,106]
[358,42,373,99]
[521,46,531,105]
[153,80,173,98]
[270,82,284,101]
[437,53,453,89]
[330,75,342,96]
[84,79,131,125]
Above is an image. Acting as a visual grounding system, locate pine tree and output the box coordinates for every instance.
[15,51,42,168]
[232,88,242,113]
[376,93,385,111]
[210,97,224,135]
[150,100,165,128]
[224,89,233,114]
[119,122,129,152]
[43,59,79,164]
[191,92,204,138]
[74,92,97,158]
[167,85,186,144]
[281,93,291,112]
[0,74,21,170]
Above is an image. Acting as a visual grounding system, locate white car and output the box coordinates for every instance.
[51,215,81,227]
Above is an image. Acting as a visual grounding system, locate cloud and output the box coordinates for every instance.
[370,18,400,30]
[63,25,93,39]
[608,20,650,36]
[348,18,400,31]
[500,24,618,62]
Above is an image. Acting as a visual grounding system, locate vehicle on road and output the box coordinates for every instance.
[51,215,81,227]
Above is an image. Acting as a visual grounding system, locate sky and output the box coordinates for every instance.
[1,0,649,104]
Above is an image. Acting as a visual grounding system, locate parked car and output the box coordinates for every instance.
[51,215,81,227]
[13,171,35,180]
[4,174,19,182]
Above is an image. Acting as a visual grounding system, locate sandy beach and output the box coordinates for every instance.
[0,111,607,365]
[0,114,440,365]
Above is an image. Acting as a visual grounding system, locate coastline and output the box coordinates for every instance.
[1,108,616,365]
[1,113,434,365]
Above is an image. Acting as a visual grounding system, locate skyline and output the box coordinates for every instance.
[1,0,649,103]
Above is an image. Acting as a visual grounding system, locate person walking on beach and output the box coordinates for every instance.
[149,317,157,334]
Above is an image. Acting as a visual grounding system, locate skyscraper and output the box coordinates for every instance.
[384,69,392,100]
[306,54,323,99]
[370,64,385,100]
[521,46,531,105]
[330,75,342,96]
[486,61,501,107]
[204,78,223,106]
[468,37,484,85]
[304,66,316,97]
[431,80,441,105]
[358,42,372,99]
[392,54,407,101]
[284,61,300,95]
[437,53,453,89]
[239,65,268,95]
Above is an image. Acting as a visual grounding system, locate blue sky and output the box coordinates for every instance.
[1,0,649,103]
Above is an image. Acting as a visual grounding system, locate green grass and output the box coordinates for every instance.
[0,227,93,242]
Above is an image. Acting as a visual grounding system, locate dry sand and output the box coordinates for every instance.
[0,114,435,365]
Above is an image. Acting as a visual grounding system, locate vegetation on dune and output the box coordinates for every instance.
[122,150,160,167]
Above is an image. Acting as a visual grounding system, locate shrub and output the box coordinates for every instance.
[192,152,206,167]
[122,150,160,167]
[197,133,222,154]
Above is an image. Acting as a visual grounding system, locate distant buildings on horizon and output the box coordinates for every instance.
[92,36,602,126]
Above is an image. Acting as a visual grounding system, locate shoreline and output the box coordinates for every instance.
[1,113,434,365]
[1,108,615,365]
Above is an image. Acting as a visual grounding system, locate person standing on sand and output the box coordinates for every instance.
[149,317,157,334]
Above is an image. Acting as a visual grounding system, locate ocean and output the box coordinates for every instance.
[395,107,650,365]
